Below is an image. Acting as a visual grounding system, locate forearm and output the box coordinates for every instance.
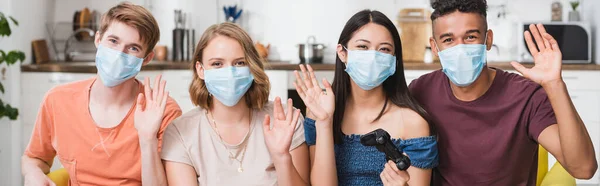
[312,119,338,186]
[273,154,308,186]
[544,80,597,176]
[139,138,167,186]
[21,155,50,176]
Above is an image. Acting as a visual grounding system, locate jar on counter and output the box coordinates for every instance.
[424,46,433,64]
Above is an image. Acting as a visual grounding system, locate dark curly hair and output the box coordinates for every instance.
[430,0,488,21]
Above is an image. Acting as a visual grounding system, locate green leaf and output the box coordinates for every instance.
[0,82,4,94]
[0,16,10,37]
[6,50,25,65]
[8,16,18,26]
[0,50,5,63]
[5,104,18,120]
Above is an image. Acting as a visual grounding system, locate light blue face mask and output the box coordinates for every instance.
[344,48,396,90]
[203,66,255,107]
[95,44,144,87]
[436,35,488,87]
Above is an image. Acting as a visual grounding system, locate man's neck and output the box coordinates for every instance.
[89,76,139,107]
[450,67,496,102]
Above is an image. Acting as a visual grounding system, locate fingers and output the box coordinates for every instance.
[510,61,529,76]
[285,98,293,122]
[524,31,539,57]
[274,97,286,120]
[290,109,300,128]
[536,23,551,49]
[294,70,308,92]
[307,65,321,89]
[293,82,307,99]
[388,160,401,173]
[144,77,152,101]
[161,91,169,109]
[136,93,145,111]
[529,24,545,51]
[380,171,389,185]
[262,114,271,132]
[156,79,166,106]
[323,78,334,96]
[385,161,410,183]
[152,74,162,102]
[299,64,314,89]
[543,33,560,51]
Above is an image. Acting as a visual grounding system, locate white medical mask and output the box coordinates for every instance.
[343,47,396,90]
[203,66,254,107]
[95,45,144,87]
[435,34,488,87]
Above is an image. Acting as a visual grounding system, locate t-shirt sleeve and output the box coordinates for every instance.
[160,123,192,166]
[157,98,183,152]
[528,88,557,142]
[289,113,306,151]
[25,92,57,165]
[304,118,316,146]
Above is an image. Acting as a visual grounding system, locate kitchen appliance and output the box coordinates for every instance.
[517,22,591,64]
[172,10,195,62]
[298,36,325,64]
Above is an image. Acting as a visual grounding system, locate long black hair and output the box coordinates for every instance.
[332,10,435,144]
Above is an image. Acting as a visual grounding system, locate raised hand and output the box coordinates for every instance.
[293,64,335,122]
[134,75,169,140]
[263,97,302,159]
[380,160,410,186]
[511,23,563,86]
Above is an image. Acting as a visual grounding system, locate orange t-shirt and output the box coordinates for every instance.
[25,77,182,186]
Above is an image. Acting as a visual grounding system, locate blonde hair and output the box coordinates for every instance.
[190,22,270,109]
[99,2,160,55]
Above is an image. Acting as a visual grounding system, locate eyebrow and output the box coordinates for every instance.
[439,29,481,39]
[466,29,481,34]
[208,57,245,61]
[355,39,393,47]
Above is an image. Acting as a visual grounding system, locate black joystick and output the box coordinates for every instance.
[360,128,411,171]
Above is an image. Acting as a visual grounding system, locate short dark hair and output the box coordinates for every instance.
[430,0,488,21]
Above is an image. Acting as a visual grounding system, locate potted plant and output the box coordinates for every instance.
[0,12,25,120]
[569,1,581,21]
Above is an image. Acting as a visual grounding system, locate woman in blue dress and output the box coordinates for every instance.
[293,10,438,186]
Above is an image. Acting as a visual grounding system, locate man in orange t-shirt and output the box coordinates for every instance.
[21,2,182,186]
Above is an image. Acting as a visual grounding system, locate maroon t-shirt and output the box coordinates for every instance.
[408,69,557,186]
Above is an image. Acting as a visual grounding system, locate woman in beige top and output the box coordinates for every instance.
[161,22,310,186]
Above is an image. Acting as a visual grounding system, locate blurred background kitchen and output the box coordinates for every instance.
[1,0,600,185]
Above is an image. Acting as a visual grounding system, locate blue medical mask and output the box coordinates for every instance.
[203,66,254,107]
[436,35,488,87]
[95,44,144,87]
[344,47,396,90]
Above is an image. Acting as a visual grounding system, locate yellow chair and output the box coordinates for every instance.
[537,145,576,186]
[46,168,69,186]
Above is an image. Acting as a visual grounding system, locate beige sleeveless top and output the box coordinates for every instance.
[160,102,305,186]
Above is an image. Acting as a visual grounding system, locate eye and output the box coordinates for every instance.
[235,61,246,66]
[466,35,477,40]
[211,62,222,67]
[356,45,368,49]
[442,38,453,43]
[379,47,391,52]
[109,39,117,44]
[129,46,140,52]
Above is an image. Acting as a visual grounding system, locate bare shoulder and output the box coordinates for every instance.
[389,106,431,139]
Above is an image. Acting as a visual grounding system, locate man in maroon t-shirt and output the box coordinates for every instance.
[408,0,597,185]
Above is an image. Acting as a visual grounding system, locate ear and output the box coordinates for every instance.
[196,61,205,80]
[429,37,439,57]
[486,29,494,51]
[142,51,155,66]
[336,44,348,63]
[94,31,101,47]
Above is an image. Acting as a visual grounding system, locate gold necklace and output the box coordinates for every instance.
[206,110,253,173]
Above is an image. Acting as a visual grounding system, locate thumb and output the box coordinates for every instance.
[262,114,271,133]
[322,78,334,96]
[511,61,529,76]
[136,93,145,111]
